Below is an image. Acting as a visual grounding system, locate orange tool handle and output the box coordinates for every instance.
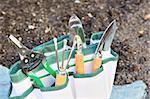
[75,52,84,74]
[92,57,102,72]
[55,74,66,86]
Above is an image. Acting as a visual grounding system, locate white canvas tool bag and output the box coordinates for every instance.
[8,32,118,99]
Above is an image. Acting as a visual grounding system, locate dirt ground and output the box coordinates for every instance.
[0,0,150,98]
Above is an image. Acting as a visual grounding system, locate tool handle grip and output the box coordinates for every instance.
[92,57,102,72]
[55,74,66,86]
[75,52,84,74]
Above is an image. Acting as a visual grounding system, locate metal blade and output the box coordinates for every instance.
[95,20,117,55]
[9,35,25,49]
[103,20,117,51]
[69,14,86,45]
[69,14,82,28]
[9,35,30,60]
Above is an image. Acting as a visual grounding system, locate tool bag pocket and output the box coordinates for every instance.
[37,53,75,99]
[9,61,43,99]
[72,50,118,99]
[101,50,119,98]
[90,32,119,98]
[39,74,75,99]
[72,62,107,99]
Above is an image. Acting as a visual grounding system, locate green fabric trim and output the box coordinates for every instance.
[32,35,69,53]
[27,72,44,88]
[9,61,27,83]
[91,31,103,41]
[9,86,34,99]
[102,50,119,64]
[73,66,103,78]
[40,75,69,91]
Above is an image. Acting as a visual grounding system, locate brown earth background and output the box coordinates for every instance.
[0,0,149,98]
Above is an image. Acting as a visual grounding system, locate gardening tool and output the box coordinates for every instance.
[53,37,60,71]
[9,35,56,88]
[9,35,45,73]
[75,35,84,74]
[69,14,86,47]
[65,36,77,69]
[92,20,117,72]
[61,39,67,70]
[55,39,68,86]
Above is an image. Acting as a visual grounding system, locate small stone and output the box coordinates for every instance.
[75,0,80,3]
[1,11,6,15]
[87,13,93,18]
[18,37,22,41]
[138,56,146,64]
[138,29,144,37]
[32,13,36,17]
[139,30,144,35]
[28,25,35,30]
[38,19,43,22]
[144,14,150,20]
[45,27,50,33]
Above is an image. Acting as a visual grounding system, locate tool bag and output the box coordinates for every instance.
[9,32,118,99]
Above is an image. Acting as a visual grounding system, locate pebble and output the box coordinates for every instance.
[32,13,36,17]
[1,11,6,15]
[75,0,80,3]
[139,30,144,35]
[28,25,35,30]
[138,29,144,37]
[87,13,93,18]
[144,14,150,20]
[38,19,43,23]
[18,37,22,41]
[45,27,50,33]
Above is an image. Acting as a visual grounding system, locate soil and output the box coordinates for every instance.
[0,0,149,98]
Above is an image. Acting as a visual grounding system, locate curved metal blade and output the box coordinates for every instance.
[103,20,117,51]
[95,20,117,55]
[69,14,86,44]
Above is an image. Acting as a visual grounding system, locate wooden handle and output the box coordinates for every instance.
[92,57,102,72]
[75,52,84,74]
[55,74,66,86]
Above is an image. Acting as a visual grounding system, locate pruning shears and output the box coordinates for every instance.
[9,35,45,73]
